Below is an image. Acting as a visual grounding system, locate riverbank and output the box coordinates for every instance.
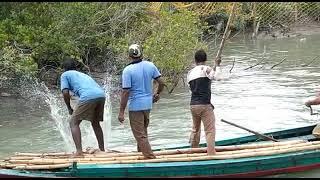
[257,23,320,40]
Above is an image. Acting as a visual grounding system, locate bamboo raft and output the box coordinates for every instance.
[2,139,320,170]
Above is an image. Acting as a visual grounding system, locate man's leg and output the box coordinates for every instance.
[190,105,202,148]
[70,101,96,156]
[91,121,105,151]
[143,110,150,139]
[202,105,216,155]
[91,98,105,151]
[129,111,155,159]
[142,110,153,155]
[70,115,83,156]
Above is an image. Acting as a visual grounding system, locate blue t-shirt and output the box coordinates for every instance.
[60,70,105,104]
[122,60,161,111]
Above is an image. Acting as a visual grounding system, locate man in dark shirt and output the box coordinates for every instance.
[186,49,221,155]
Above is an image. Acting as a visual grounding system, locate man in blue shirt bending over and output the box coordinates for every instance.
[60,58,106,156]
[118,44,165,159]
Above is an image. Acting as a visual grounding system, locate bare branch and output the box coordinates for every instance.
[244,58,266,70]
[228,30,242,41]
[229,57,236,73]
[310,106,319,115]
[301,55,319,67]
[13,41,31,54]
[270,57,287,69]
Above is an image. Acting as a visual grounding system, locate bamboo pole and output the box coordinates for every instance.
[220,141,320,155]
[5,140,306,161]
[6,141,314,166]
[8,156,39,160]
[252,2,257,39]
[4,141,320,169]
[295,2,298,31]
[77,143,320,164]
[14,163,72,170]
[11,140,305,160]
[221,119,279,142]
[2,163,29,169]
[215,2,237,64]
[15,152,76,157]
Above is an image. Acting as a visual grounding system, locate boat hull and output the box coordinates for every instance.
[1,124,319,178]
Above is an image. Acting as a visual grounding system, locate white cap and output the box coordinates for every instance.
[128,44,142,58]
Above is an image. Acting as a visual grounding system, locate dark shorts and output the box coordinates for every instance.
[71,97,105,123]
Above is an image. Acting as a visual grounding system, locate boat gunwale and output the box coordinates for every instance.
[0,124,318,177]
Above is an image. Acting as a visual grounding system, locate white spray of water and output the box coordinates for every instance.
[19,75,112,152]
[101,74,112,148]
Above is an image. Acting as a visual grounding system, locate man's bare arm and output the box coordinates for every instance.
[154,77,165,95]
[153,77,165,103]
[213,57,221,71]
[118,89,130,123]
[305,97,320,107]
[119,89,130,113]
[62,89,73,115]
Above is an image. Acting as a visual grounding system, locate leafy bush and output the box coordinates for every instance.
[143,10,207,91]
[0,44,37,77]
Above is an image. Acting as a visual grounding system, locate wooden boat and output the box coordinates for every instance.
[1,124,320,178]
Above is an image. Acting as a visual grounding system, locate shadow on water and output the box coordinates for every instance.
[1,34,320,177]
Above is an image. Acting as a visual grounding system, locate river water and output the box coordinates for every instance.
[1,34,320,177]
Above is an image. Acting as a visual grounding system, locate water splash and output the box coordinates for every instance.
[18,76,74,152]
[18,74,112,152]
[102,73,112,148]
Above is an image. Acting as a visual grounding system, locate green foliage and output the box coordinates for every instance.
[0,45,38,77]
[143,10,207,89]
[0,2,210,92]
[0,2,146,74]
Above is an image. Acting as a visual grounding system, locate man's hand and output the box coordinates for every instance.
[68,108,73,115]
[153,93,160,103]
[201,67,212,74]
[215,57,221,66]
[305,101,311,107]
[206,67,213,74]
[118,112,125,124]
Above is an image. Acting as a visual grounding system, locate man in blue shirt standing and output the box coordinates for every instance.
[60,58,106,156]
[118,44,165,159]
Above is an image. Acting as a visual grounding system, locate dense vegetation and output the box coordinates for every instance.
[0,2,318,93]
[0,2,208,92]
